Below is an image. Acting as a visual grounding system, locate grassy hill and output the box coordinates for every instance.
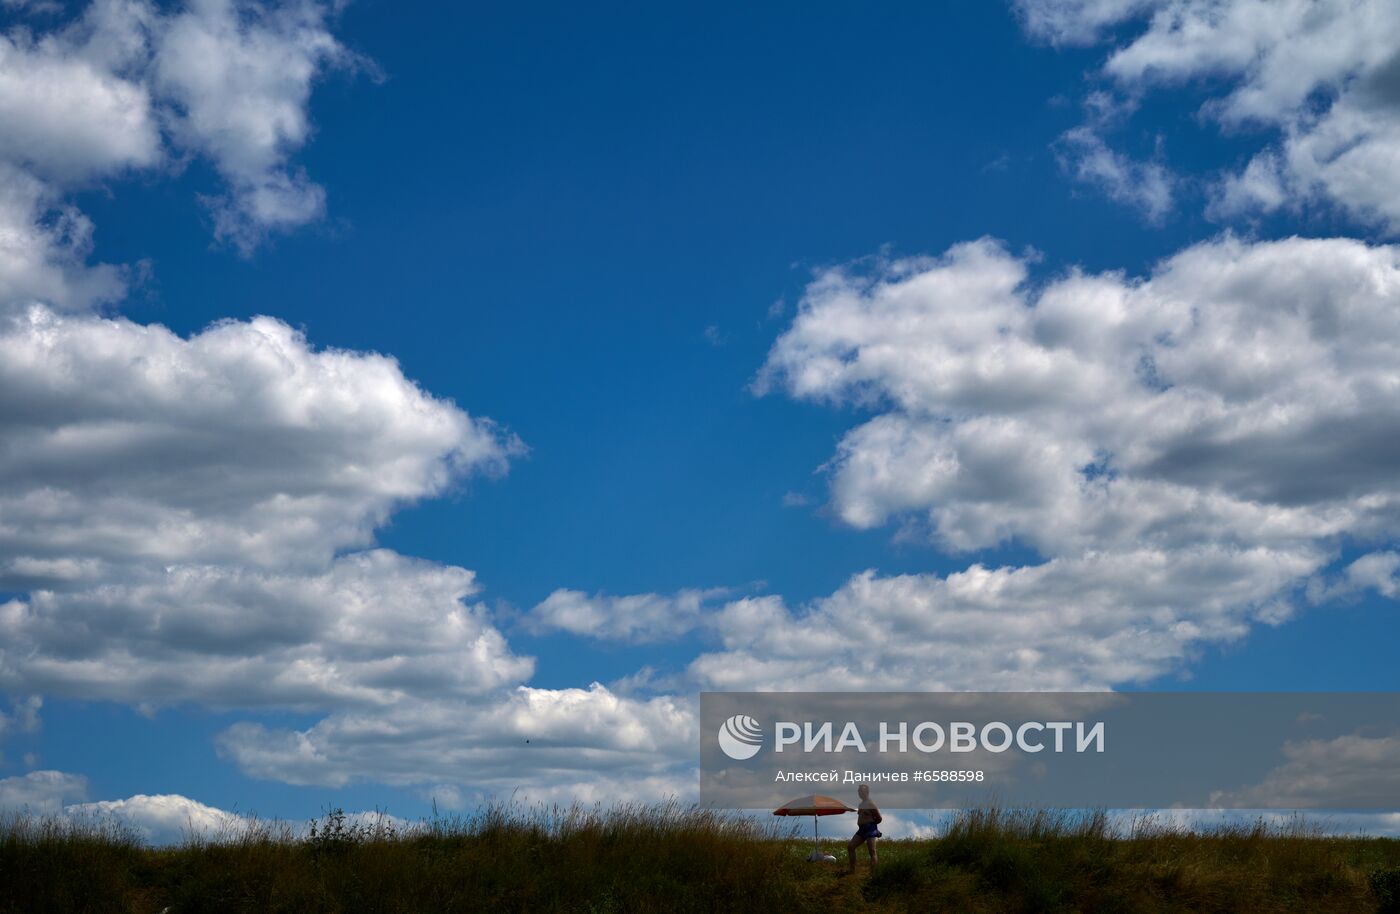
[3,803,1398,913]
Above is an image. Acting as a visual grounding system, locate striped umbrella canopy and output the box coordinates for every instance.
[772,795,855,817]
[773,795,854,861]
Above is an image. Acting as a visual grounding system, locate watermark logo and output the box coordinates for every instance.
[703,692,1400,810]
[717,714,764,760]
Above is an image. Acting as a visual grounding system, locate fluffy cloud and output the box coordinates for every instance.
[0,305,516,586]
[216,683,697,793]
[1210,735,1400,809]
[0,770,88,814]
[0,1,150,313]
[0,339,686,793]
[1344,552,1400,599]
[2,551,533,708]
[1016,0,1400,230]
[692,549,1311,691]
[523,587,730,642]
[0,773,695,845]
[760,236,1400,545]
[1056,100,1175,222]
[66,792,249,843]
[0,775,408,844]
[0,4,706,800]
[0,303,702,798]
[719,235,1400,690]
[0,695,42,743]
[0,0,354,256]
[1312,550,1400,604]
[0,1,706,805]
[0,163,128,313]
[0,304,699,795]
[0,303,527,711]
[154,0,354,250]
[1013,0,1157,45]
[0,294,589,797]
[3,1,64,14]
[0,22,159,182]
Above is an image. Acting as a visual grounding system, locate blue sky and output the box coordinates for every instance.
[2,0,1400,840]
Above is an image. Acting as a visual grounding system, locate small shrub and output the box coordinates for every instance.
[305,807,398,855]
[1373,865,1400,913]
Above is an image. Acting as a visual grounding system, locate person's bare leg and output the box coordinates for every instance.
[866,836,878,869]
[847,835,863,873]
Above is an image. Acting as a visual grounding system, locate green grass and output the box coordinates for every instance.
[2,803,1399,913]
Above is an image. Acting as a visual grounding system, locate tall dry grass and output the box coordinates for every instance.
[0,799,805,914]
[1,802,1398,913]
[863,807,1400,913]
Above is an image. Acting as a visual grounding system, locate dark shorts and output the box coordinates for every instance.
[855,822,882,839]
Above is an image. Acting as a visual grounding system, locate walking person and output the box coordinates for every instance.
[847,783,881,873]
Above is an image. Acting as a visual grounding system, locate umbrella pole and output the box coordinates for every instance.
[814,815,819,856]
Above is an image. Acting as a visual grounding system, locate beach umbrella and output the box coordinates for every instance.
[773,794,854,861]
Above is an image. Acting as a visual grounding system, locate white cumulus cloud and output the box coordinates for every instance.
[720,235,1400,690]
[215,683,698,793]
[154,0,356,250]
[0,162,128,313]
[1057,122,1175,223]
[1013,0,1158,46]
[0,18,160,182]
[523,587,730,642]
[0,770,88,814]
[0,774,412,844]
[66,792,246,843]
[1016,0,1400,230]
[0,0,715,807]
[0,301,531,716]
[1,551,533,708]
[0,0,356,257]
[0,304,517,586]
